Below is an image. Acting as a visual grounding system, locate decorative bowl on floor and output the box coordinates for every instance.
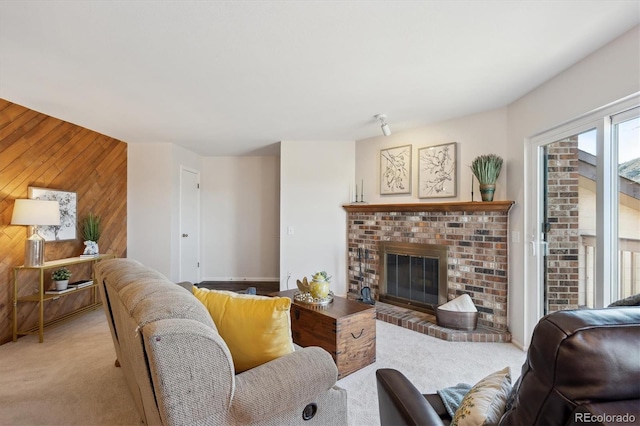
[436,308,478,331]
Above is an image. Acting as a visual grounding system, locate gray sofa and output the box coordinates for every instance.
[95,258,348,425]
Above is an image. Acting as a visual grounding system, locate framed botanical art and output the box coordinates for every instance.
[418,142,457,198]
[28,187,77,241]
[380,144,412,195]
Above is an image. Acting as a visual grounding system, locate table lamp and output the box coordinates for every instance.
[11,199,61,266]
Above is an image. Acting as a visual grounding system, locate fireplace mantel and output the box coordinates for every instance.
[343,200,514,213]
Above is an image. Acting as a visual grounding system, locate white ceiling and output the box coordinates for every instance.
[1,1,638,156]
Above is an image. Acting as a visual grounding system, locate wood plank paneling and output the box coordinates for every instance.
[0,99,127,345]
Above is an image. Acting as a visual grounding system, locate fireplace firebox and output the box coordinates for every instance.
[379,242,448,314]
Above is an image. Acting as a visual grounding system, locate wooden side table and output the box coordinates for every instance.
[272,289,376,379]
[13,254,115,343]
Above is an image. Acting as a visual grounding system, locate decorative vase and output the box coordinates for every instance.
[309,279,330,299]
[479,184,496,202]
[83,240,99,256]
[55,280,69,290]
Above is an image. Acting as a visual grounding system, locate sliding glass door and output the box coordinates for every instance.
[528,100,639,321]
[614,112,640,302]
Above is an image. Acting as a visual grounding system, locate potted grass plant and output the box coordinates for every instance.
[81,212,101,256]
[470,154,503,201]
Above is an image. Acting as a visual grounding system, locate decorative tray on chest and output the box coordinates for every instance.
[293,291,334,306]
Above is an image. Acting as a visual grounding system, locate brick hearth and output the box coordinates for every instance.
[375,301,511,342]
[344,201,514,331]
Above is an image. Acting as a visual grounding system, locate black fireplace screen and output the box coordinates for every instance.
[379,242,448,312]
[385,254,440,305]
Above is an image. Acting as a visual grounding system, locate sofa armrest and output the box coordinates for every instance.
[143,318,236,425]
[376,368,446,426]
[231,346,338,423]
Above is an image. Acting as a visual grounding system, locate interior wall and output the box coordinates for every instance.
[280,140,356,296]
[0,99,127,345]
[507,25,640,348]
[128,143,202,281]
[128,143,173,278]
[356,108,508,204]
[200,156,280,281]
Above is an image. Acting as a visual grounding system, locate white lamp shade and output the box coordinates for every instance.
[11,199,61,226]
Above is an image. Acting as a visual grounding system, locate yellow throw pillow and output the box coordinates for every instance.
[192,287,294,373]
[452,367,512,426]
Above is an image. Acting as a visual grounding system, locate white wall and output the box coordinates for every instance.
[507,25,640,348]
[356,108,508,204]
[200,156,280,281]
[128,143,173,278]
[280,141,355,296]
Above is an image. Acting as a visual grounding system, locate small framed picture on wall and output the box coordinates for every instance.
[28,186,77,241]
[380,145,412,195]
[418,142,457,198]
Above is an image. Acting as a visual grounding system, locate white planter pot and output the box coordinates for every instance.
[55,280,69,290]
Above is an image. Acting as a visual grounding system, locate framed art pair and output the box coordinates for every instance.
[380,142,457,198]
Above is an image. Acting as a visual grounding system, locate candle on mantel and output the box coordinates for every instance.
[471,174,474,201]
[361,179,364,201]
[355,183,358,202]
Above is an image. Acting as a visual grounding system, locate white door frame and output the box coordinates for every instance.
[523,93,639,341]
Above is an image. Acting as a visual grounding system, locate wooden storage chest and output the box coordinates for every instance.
[273,290,376,379]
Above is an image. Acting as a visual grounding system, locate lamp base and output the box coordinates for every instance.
[24,233,45,267]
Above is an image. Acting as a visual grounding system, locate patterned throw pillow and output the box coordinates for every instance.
[452,367,512,426]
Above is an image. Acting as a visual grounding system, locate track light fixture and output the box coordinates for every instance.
[375,114,391,136]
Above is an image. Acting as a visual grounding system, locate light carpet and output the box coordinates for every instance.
[336,320,526,426]
[0,309,526,426]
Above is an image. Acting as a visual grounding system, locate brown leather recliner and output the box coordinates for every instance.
[377,307,640,425]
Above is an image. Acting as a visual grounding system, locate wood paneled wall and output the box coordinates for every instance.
[0,99,127,345]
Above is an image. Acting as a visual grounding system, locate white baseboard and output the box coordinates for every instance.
[200,276,279,282]
[510,338,527,351]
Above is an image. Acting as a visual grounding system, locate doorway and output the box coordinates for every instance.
[526,96,640,339]
[179,167,200,283]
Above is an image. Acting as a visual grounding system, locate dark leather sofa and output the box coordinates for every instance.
[377,307,640,425]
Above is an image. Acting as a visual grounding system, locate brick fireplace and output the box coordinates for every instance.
[344,201,514,331]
